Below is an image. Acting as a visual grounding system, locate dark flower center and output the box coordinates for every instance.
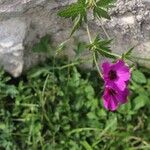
[108,70,117,80]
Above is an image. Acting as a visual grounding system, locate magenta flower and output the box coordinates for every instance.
[101,60,130,111]
[102,60,130,91]
[102,85,129,111]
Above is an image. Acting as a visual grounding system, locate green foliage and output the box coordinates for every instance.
[58,0,87,36]
[132,70,147,84]
[0,1,149,149]
[94,0,116,20]
[89,35,112,52]
[0,61,150,149]
[88,35,118,59]
[94,7,111,20]
[122,47,134,60]
[129,69,150,113]
[32,35,51,53]
[133,95,149,110]
[57,0,135,67]
[58,0,116,36]
[58,2,86,19]
[0,69,18,99]
[73,38,87,59]
[96,0,116,7]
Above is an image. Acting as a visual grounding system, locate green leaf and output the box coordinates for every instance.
[87,112,97,119]
[123,46,134,59]
[70,15,82,36]
[81,141,93,150]
[74,40,86,56]
[56,39,69,55]
[97,0,116,7]
[89,36,112,52]
[92,116,117,147]
[94,7,111,20]
[5,85,19,98]
[97,48,117,59]
[28,67,49,78]
[98,40,113,52]
[32,35,51,53]
[132,70,147,84]
[58,3,85,18]
[125,47,134,56]
[78,0,86,5]
[58,2,86,35]
[118,101,132,115]
[133,95,149,110]
[0,123,6,130]
[88,36,118,59]
[105,114,118,132]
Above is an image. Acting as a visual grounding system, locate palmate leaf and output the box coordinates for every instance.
[91,35,112,52]
[58,1,87,36]
[58,2,86,19]
[97,39,113,51]
[58,4,80,18]
[93,0,116,20]
[88,36,118,59]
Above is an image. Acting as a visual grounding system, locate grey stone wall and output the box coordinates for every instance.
[0,0,150,77]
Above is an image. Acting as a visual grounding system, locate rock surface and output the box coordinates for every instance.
[0,18,26,77]
[0,0,150,77]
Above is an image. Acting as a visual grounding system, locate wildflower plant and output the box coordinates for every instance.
[58,0,134,111]
[1,1,150,149]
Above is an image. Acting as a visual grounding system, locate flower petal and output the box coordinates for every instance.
[114,79,126,91]
[116,88,129,104]
[103,96,118,111]
[117,67,130,81]
[112,60,125,70]
[102,61,110,77]
[101,60,130,111]
[103,87,119,111]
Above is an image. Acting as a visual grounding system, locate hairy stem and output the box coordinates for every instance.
[86,24,103,78]
[97,16,110,39]
[93,51,103,78]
